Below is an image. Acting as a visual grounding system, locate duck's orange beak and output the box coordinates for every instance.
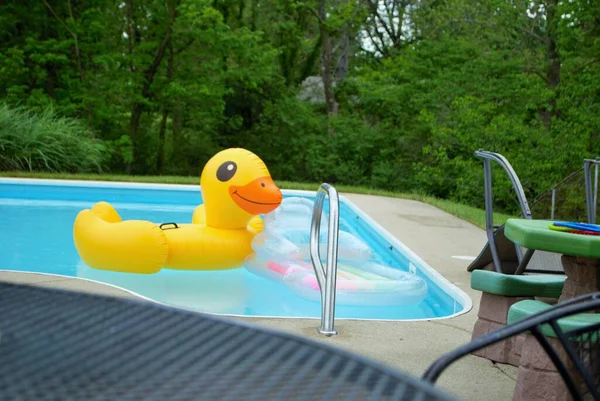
[229,177,282,215]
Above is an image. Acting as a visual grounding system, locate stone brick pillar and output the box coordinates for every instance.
[512,334,590,401]
[471,292,531,366]
[559,256,600,303]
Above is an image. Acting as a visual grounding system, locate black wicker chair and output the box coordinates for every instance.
[422,292,600,401]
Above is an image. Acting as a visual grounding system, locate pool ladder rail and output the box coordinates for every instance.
[584,158,600,224]
[309,183,340,336]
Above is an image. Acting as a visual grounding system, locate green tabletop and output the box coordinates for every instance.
[505,219,600,259]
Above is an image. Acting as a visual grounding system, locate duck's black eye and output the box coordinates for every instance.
[216,161,237,182]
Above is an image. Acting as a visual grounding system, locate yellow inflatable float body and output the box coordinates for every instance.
[73,148,283,274]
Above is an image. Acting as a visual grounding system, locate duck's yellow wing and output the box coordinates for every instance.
[73,202,169,274]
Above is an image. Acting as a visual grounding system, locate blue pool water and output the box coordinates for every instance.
[0,179,470,320]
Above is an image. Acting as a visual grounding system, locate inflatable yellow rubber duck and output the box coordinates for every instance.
[73,148,283,274]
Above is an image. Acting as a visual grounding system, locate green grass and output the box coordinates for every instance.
[0,171,516,229]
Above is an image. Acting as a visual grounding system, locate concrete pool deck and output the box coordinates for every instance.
[0,193,518,400]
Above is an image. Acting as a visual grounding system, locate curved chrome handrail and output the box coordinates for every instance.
[474,150,532,219]
[474,150,533,274]
[309,183,340,336]
[584,158,600,224]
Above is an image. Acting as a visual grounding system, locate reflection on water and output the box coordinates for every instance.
[76,261,250,315]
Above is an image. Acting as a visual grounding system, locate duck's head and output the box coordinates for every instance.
[200,148,283,229]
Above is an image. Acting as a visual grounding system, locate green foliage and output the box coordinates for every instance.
[0,103,107,172]
[109,135,135,166]
[0,0,598,220]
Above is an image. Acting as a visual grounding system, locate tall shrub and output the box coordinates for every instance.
[0,103,108,173]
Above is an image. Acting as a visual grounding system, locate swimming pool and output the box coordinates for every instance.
[0,178,471,321]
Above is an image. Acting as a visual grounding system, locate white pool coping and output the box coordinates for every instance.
[0,177,473,321]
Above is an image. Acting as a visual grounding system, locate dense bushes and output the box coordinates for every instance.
[1,0,598,220]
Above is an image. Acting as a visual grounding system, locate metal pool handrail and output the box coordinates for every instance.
[584,158,600,224]
[474,150,533,274]
[309,183,340,336]
[475,150,533,220]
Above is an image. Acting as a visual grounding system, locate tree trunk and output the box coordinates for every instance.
[157,39,175,173]
[156,108,169,173]
[299,36,322,85]
[172,98,183,145]
[318,0,338,136]
[541,0,560,130]
[46,66,57,99]
[250,0,257,31]
[335,31,350,82]
[127,103,143,175]
[66,0,84,83]
[41,0,84,82]
[126,0,176,174]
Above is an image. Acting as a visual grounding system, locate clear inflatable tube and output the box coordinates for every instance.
[254,196,374,262]
[252,229,374,262]
[244,254,428,306]
[244,197,428,307]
